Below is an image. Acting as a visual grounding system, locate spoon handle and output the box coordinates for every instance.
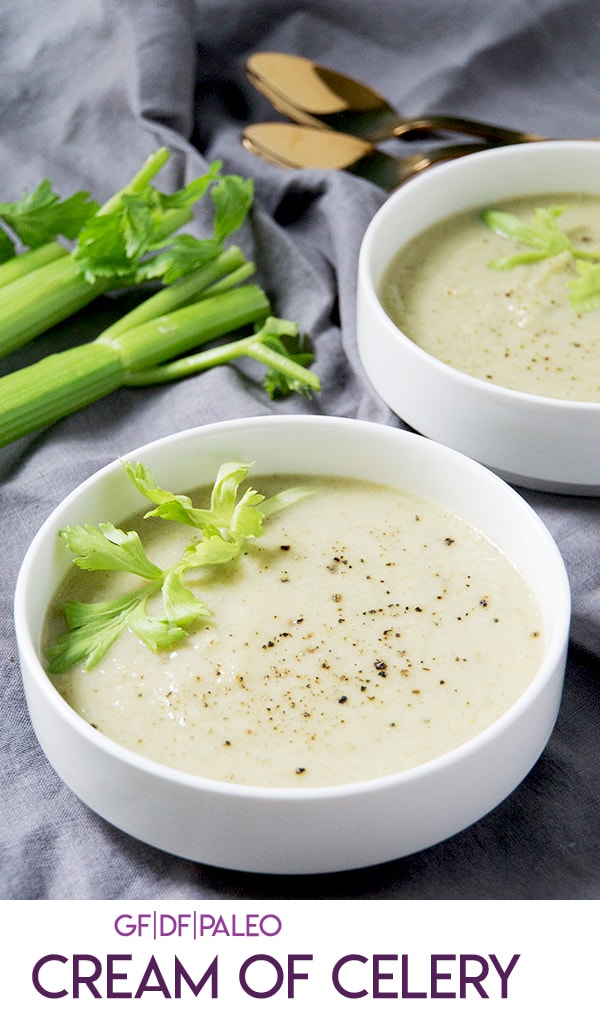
[355,142,495,190]
[396,114,543,145]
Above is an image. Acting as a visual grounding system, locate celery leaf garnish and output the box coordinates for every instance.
[121,459,267,541]
[569,260,600,314]
[58,522,163,579]
[160,569,212,627]
[47,461,313,674]
[483,203,600,311]
[47,591,160,672]
[483,206,572,268]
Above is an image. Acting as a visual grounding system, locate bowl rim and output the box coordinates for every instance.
[14,415,572,802]
[358,138,600,412]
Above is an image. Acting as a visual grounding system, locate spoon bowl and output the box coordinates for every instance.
[247,52,543,145]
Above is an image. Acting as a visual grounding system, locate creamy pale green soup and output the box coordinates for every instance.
[380,193,600,402]
[47,476,544,788]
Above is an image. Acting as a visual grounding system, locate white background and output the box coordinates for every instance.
[2,900,593,1009]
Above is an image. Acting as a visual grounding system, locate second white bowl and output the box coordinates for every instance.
[357,140,600,494]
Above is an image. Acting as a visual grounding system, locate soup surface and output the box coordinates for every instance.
[48,475,544,787]
[380,193,600,401]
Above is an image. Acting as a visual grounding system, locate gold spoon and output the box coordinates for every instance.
[246,51,544,145]
[242,122,494,190]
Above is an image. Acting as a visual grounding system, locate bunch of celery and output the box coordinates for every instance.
[0,148,319,447]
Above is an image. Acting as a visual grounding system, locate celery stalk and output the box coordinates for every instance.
[96,148,171,217]
[0,344,123,446]
[0,241,68,289]
[0,256,109,358]
[125,329,321,392]
[98,245,247,343]
[0,189,213,360]
[102,285,270,371]
[0,285,270,447]
[0,148,214,361]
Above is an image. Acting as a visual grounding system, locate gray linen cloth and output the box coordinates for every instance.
[1,0,599,899]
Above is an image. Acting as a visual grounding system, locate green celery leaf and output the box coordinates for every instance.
[128,603,189,652]
[0,226,15,262]
[0,178,99,248]
[146,500,222,532]
[242,316,318,400]
[74,209,141,280]
[48,459,317,672]
[59,522,163,579]
[260,486,315,518]
[130,459,266,541]
[483,206,570,249]
[261,333,316,399]
[138,234,223,284]
[180,534,242,568]
[73,192,159,281]
[47,591,145,672]
[121,459,194,508]
[120,459,205,529]
[483,205,573,269]
[569,259,600,313]
[72,163,221,284]
[211,175,254,243]
[485,203,600,314]
[120,192,156,259]
[486,249,556,270]
[205,461,263,533]
[161,569,211,625]
[227,486,267,541]
[159,162,223,211]
[71,159,250,284]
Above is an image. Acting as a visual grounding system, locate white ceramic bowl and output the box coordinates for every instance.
[357,139,600,494]
[14,415,570,874]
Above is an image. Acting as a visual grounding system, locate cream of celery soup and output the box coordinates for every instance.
[47,475,544,788]
[380,193,600,401]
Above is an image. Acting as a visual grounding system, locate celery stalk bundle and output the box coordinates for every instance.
[0,149,319,448]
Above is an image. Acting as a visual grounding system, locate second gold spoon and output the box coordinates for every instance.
[247,52,543,145]
[242,122,494,190]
